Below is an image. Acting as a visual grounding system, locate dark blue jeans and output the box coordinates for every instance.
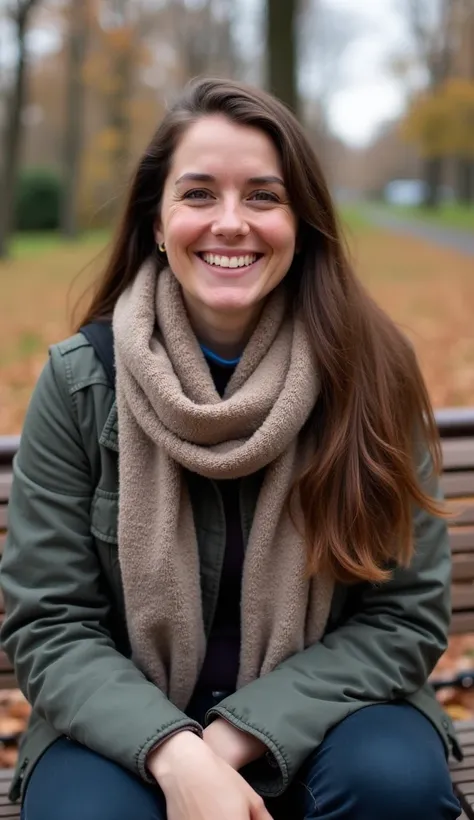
[22,703,461,820]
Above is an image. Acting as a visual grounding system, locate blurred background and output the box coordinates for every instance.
[0,0,473,436]
[0,0,473,748]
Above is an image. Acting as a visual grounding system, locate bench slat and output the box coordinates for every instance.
[0,653,13,674]
[456,732,474,746]
[0,808,20,818]
[451,502,474,528]
[450,612,474,633]
[0,776,18,818]
[442,472,474,498]
[452,583,474,610]
[452,554,474,581]
[0,473,12,506]
[442,439,474,471]
[449,529,474,552]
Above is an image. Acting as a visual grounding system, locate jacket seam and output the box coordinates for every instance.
[69,377,111,394]
[57,336,90,355]
[62,353,76,398]
[94,488,118,500]
[12,461,92,500]
[61,352,84,432]
[90,525,118,545]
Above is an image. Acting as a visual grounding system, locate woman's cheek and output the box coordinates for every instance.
[259,212,296,250]
[168,211,209,246]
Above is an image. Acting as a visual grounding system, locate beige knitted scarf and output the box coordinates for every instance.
[113,260,334,711]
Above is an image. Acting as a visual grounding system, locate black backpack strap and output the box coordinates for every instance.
[79,321,115,389]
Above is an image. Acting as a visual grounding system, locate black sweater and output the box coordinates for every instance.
[194,357,243,693]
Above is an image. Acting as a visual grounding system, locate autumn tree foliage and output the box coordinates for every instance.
[399,0,474,204]
[402,78,474,158]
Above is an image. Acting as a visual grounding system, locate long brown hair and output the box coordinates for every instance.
[78,77,442,585]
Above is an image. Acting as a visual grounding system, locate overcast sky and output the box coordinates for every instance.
[323,0,412,146]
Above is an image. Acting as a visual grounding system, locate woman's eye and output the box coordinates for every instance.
[249,190,279,202]
[183,189,212,200]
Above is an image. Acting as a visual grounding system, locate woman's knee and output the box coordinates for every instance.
[22,738,165,820]
[337,757,458,819]
[299,704,461,819]
[301,751,459,820]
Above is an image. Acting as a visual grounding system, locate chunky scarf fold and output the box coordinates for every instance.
[113,260,334,710]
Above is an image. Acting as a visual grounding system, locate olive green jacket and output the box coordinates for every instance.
[0,333,461,801]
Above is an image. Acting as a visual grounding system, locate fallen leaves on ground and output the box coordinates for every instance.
[431,635,474,721]
[2,226,474,434]
[0,690,31,768]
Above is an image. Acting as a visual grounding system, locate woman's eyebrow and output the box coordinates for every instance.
[174,173,286,187]
[247,175,286,187]
[175,173,215,185]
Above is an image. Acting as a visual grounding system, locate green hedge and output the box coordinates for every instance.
[15,168,62,232]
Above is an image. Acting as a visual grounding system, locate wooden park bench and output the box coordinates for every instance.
[1,414,474,817]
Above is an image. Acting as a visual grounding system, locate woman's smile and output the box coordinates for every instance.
[195,249,265,278]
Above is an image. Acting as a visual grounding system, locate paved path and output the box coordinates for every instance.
[364,207,474,257]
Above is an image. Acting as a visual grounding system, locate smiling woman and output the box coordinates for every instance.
[0,78,461,820]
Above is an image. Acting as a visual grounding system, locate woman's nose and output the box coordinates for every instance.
[211,201,249,238]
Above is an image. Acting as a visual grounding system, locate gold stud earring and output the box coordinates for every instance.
[158,241,166,253]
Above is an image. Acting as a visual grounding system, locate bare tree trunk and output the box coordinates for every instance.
[423,157,444,207]
[0,0,38,259]
[455,157,474,204]
[169,0,238,84]
[406,0,457,208]
[61,0,89,238]
[453,0,474,204]
[266,0,299,115]
[107,0,134,210]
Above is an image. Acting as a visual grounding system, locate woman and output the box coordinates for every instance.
[0,78,461,820]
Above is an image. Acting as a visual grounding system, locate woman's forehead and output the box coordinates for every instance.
[169,115,283,177]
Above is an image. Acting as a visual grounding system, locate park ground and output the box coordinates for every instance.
[1,208,474,435]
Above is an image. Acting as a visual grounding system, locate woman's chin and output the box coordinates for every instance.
[199,290,258,316]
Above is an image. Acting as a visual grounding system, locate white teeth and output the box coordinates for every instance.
[201,252,258,268]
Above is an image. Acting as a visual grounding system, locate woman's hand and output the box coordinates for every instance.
[203,718,267,769]
[148,730,272,820]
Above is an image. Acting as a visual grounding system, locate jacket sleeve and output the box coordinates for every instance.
[0,354,201,782]
[207,452,451,797]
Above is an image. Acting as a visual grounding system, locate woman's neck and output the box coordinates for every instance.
[184,298,261,360]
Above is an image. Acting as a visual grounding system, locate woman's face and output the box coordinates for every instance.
[156,114,297,328]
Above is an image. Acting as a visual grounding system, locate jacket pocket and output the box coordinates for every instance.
[90,488,118,545]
